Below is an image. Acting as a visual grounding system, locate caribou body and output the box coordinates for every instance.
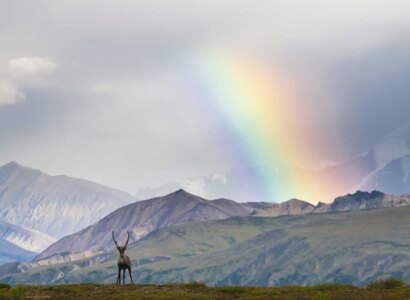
[112,231,133,284]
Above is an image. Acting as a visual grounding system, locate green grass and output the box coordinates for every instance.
[0,284,24,300]
[2,280,410,299]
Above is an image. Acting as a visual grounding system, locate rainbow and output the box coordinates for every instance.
[184,50,344,203]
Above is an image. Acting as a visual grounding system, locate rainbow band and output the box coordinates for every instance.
[188,51,307,202]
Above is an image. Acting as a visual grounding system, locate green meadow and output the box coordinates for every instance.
[1,279,410,300]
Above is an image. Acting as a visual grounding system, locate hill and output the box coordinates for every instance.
[3,205,410,286]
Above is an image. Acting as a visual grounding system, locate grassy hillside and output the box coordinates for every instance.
[2,206,410,286]
[1,280,410,300]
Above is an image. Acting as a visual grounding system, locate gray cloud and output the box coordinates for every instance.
[0,79,25,106]
[0,0,409,192]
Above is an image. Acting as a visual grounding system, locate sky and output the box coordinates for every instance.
[1,0,410,198]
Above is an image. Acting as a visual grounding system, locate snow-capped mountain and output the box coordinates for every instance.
[351,122,410,191]
[0,162,136,239]
[360,155,410,194]
[136,122,410,203]
[0,220,55,253]
[135,167,280,203]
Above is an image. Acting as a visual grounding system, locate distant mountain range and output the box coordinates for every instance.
[0,220,55,253]
[3,205,410,286]
[0,236,36,266]
[0,162,136,239]
[135,122,410,202]
[35,190,410,264]
[35,189,270,261]
[0,220,52,266]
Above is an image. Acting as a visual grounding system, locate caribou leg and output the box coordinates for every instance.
[116,267,121,284]
[128,267,134,284]
[123,269,126,284]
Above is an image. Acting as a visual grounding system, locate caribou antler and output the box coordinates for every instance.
[112,231,119,247]
[124,231,130,248]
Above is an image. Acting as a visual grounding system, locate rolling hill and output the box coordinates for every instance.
[3,205,410,286]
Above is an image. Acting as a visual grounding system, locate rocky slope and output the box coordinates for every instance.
[251,199,315,217]
[313,190,410,213]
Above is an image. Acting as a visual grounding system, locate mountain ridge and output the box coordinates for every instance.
[35,189,410,264]
[0,161,137,239]
[4,205,410,286]
[35,189,262,261]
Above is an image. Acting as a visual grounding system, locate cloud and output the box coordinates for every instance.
[89,84,116,93]
[0,79,25,106]
[9,57,57,76]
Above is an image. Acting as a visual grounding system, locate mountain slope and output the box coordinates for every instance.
[135,122,410,203]
[251,199,315,217]
[4,206,410,286]
[0,237,37,266]
[35,189,260,261]
[0,162,136,239]
[135,167,280,203]
[0,220,55,253]
[313,190,410,213]
[35,190,410,263]
[360,155,410,195]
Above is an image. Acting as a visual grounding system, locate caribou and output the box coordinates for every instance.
[112,231,133,284]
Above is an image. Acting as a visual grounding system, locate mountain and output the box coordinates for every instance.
[35,190,410,264]
[0,162,136,239]
[313,190,410,213]
[135,122,410,202]
[0,237,37,266]
[3,205,410,286]
[0,220,55,253]
[360,155,410,195]
[35,189,265,261]
[135,167,279,203]
[251,199,315,217]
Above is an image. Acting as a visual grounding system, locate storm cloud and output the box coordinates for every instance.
[1,0,409,193]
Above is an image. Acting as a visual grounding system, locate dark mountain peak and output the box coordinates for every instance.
[330,190,386,211]
[167,189,197,198]
[351,190,384,199]
[334,190,384,202]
